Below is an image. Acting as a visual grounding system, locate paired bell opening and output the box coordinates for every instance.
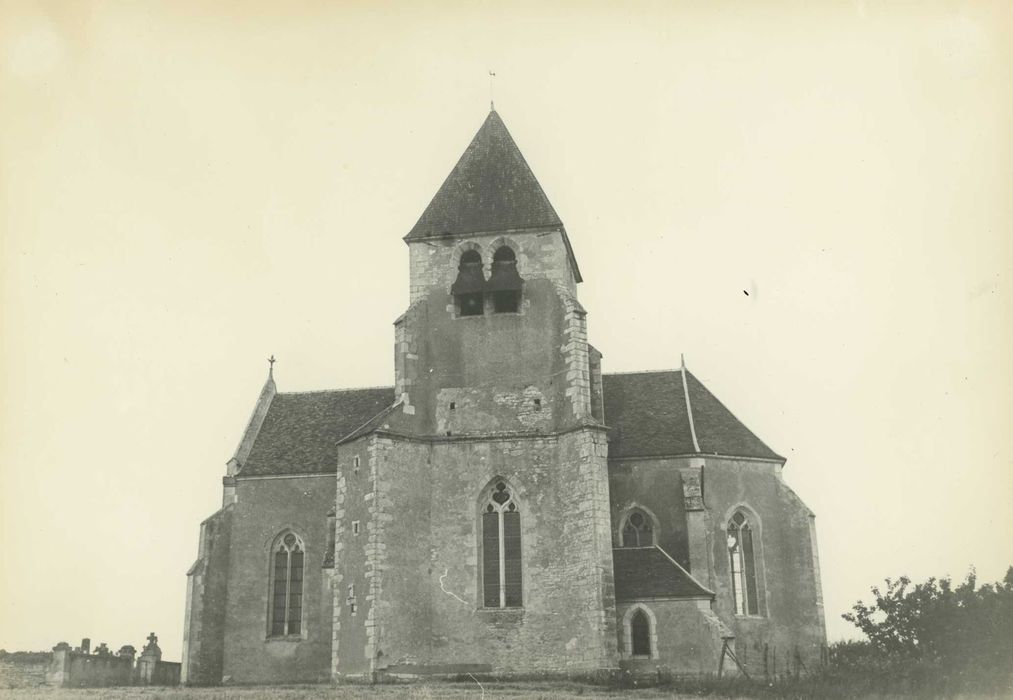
[452,247,523,316]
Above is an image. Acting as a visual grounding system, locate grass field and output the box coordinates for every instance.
[0,682,710,700]
[3,673,1009,700]
[3,683,1010,700]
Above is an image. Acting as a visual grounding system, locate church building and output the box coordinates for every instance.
[181,109,827,685]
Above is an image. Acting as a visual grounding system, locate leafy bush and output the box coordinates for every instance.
[840,566,1013,695]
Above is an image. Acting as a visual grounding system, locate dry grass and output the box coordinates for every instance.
[4,676,1009,700]
[0,683,710,700]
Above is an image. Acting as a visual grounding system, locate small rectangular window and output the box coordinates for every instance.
[533,398,541,411]
[352,455,360,474]
[352,521,360,536]
[346,585,357,616]
[450,401,456,410]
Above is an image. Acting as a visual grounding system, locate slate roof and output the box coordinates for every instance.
[240,387,394,476]
[406,110,563,240]
[613,546,714,601]
[602,370,782,461]
[238,369,778,477]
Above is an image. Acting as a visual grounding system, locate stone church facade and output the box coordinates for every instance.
[181,110,826,685]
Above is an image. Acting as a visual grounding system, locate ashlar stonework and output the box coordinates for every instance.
[182,109,826,685]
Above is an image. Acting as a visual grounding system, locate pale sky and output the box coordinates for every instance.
[2,1,1011,659]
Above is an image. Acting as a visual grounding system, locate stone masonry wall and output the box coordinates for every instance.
[182,505,233,685]
[332,439,373,679]
[561,301,591,420]
[221,475,335,684]
[699,458,826,674]
[608,457,693,570]
[335,427,618,676]
[401,277,582,435]
[615,600,724,675]
[408,229,577,304]
[588,346,604,423]
[435,385,551,435]
[0,654,49,689]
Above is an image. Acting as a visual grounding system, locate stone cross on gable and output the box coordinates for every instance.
[146,632,158,647]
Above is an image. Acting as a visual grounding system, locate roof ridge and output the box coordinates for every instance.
[683,372,783,461]
[681,359,702,453]
[277,385,394,396]
[602,368,681,377]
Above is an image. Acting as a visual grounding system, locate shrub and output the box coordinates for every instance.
[841,566,1013,695]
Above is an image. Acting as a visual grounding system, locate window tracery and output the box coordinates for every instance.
[481,480,522,608]
[621,508,654,547]
[727,510,759,616]
[269,531,304,637]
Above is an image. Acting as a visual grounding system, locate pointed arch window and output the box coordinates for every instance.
[727,511,759,616]
[621,509,654,547]
[630,609,652,656]
[481,481,522,608]
[452,250,485,317]
[269,532,304,637]
[622,604,657,659]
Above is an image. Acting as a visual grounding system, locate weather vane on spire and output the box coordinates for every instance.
[268,354,276,377]
[489,70,496,111]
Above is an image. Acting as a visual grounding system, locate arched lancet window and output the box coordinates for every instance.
[452,249,485,317]
[621,509,654,547]
[481,480,522,608]
[727,511,759,616]
[269,532,304,636]
[630,609,652,657]
[488,246,522,313]
[622,604,657,659]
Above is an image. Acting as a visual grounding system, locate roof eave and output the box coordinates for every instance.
[606,451,785,464]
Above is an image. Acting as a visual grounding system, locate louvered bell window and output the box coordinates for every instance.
[487,246,522,313]
[452,250,485,317]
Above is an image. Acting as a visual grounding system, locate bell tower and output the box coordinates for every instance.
[393,109,596,436]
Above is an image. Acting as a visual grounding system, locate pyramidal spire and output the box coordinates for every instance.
[405,110,563,241]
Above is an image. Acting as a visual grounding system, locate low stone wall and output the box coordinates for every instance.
[40,634,180,688]
[0,652,51,689]
[149,660,181,686]
[48,649,133,687]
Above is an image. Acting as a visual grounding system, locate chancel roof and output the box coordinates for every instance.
[602,370,783,461]
[240,387,394,476]
[612,546,714,601]
[237,368,779,477]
